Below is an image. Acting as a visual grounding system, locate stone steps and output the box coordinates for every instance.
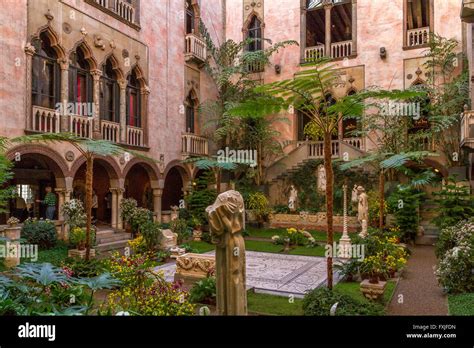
[95,228,131,253]
[415,234,438,246]
[96,239,130,253]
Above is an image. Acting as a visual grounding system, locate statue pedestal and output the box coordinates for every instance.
[4,226,21,268]
[174,253,216,288]
[338,236,352,259]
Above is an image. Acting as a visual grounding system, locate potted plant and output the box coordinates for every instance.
[7,217,20,227]
[120,198,138,234]
[359,253,387,300]
[68,227,96,259]
[247,192,270,228]
[191,216,203,242]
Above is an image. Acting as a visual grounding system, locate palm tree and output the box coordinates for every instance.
[184,156,238,194]
[227,58,421,289]
[11,133,155,260]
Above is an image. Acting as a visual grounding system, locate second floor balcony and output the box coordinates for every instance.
[407,27,430,48]
[461,110,474,150]
[181,133,209,157]
[185,33,207,64]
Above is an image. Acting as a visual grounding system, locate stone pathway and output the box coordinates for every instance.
[387,246,448,315]
[154,251,340,298]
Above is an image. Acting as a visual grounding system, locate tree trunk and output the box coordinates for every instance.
[85,155,93,261]
[324,133,334,290]
[379,169,385,230]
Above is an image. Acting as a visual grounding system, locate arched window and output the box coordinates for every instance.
[32,32,60,109]
[185,92,196,133]
[126,69,141,127]
[246,15,262,52]
[100,59,120,123]
[68,47,93,116]
[186,0,195,34]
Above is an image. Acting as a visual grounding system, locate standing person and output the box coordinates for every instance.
[36,186,56,220]
[92,190,98,223]
[14,195,27,221]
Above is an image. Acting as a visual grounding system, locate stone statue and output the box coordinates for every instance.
[288,185,298,212]
[206,190,247,316]
[357,186,369,238]
[317,165,327,192]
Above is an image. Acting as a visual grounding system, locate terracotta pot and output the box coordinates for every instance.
[369,275,379,284]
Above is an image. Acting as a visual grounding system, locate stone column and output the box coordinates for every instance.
[119,79,127,144]
[58,58,70,132]
[55,188,65,221]
[324,3,333,58]
[300,0,307,62]
[24,43,36,131]
[110,188,118,229]
[117,188,124,230]
[351,0,358,55]
[339,184,352,258]
[140,86,150,146]
[4,226,21,268]
[91,69,102,139]
[153,188,163,223]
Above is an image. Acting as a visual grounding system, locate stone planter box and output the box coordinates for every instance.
[269,213,359,232]
[68,248,96,260]
[174,253,215,288]
[360,279,386,300]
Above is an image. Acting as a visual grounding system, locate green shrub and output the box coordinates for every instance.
[62,258,106,278]
[140,221,162,252]
[247,192,270,222]
[21,218,57,250]
[387,185,424,242]
[185,171,217,224]
[69,227,95,250]
[433,178,474,230]
[302,287,384,316]
[436,218,474,258]
[435,245,474,293]
[189,277,216,304]
[61,199,86,229]
[170,218,191,244]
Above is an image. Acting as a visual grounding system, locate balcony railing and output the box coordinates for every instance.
[461,111,474,149]
[185,34,207,63]
[306,141,340,159]
[126,125,144,147]
[343,137,364,150]
[331,40,353,59]
[182,133,209,157]
[70,114,93,138]
[101,120,120,143]
[88,0,137,26]
[31,106,60,133]
[407,27,429,47]
[305,45,325,62]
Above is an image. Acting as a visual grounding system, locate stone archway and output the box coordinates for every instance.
[71,156,122,227]
[162,163,191,215]
[4,145,69,223]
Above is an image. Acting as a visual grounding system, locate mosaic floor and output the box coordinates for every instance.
[154,251,340,298]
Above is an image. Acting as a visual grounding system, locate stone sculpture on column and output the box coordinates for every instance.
[206,190,247,316]
[357,186,369,238]
[288,185,298,212]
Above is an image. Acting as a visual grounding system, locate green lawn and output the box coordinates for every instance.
[247,291,304,316]
[245,240,284,253]
[448,293,474,315]
[0,242,69,272]
[289,245,326,257]
[245,227,342,242]
[334,280,397,312]
[187,241,215,253]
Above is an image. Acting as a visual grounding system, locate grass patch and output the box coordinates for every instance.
[448,293,474,315]
[245,227,342,242]
[289,245,326,257]
[35,242,69,266]
[248,292,304,316]
[333,280,397,314]
[245,240,284,253]
[187,241,215,254]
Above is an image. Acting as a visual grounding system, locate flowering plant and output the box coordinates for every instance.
[62,199,86,229]
[7,217,19,226]
[271,227,314,247]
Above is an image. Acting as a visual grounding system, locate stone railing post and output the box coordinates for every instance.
[119,79,127,143]
[153,188,163,223]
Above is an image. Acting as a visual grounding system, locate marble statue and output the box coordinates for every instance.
[317,165,327,192]
[206,190,247,316]
[288,185,298,212]
[357,186,369,238]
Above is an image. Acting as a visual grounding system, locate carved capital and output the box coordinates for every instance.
[58,58,70,70]
[24,43,36,56]
[91,69,102,80]
[118,79,127,89]
[140,85,150,95]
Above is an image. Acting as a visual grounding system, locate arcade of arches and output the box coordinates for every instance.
[0,147,195,228]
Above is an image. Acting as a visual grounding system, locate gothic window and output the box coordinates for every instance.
[100,59,120,123]
[186,0,196,34]
[185,92,196,133]
[246,15,263,52]
[32,32,60,110]
[405,0,432,47]
[126,69,141,127]
[68,48,93,116]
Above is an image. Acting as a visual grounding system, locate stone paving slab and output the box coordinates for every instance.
[154,251,339,298]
